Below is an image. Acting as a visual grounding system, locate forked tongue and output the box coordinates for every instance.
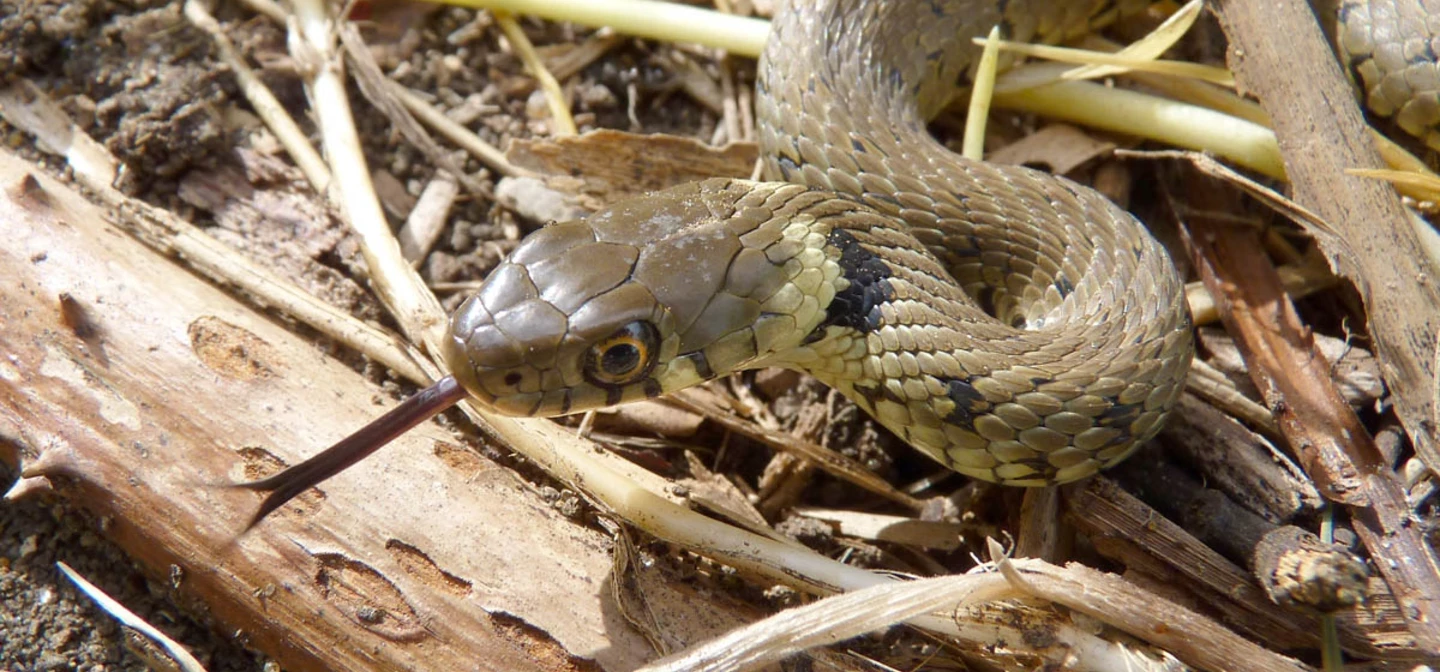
[233,376,467,531]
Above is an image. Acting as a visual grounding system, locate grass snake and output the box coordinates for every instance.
[442,0,1197,486]
[238,0,1440,525]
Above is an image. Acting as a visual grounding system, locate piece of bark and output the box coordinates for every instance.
[1160,394,1321,523]
[0,150,754,671]
[1113,452,1279,562]
[755,389,830,517]
[397,173,459,262]
[984,123,1117,176]
[175,150,377,320]
[1211,0,1440,482]
[673,451,774,535]
[506,129,758,208]
[1015,486,1065,563]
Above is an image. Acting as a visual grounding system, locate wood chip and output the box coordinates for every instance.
[984,123,1117,175]
[507,129,757,206]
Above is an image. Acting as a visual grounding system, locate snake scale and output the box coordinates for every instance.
[1335,0,1440,150]
[442,0,1196,486]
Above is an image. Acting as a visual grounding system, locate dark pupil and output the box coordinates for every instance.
[601,343,641,375]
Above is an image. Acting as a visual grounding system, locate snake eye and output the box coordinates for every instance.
[584,321,659,387]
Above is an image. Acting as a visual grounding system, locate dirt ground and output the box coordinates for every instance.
[0,462,269,671]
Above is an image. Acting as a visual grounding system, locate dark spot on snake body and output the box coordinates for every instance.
[1346,56,1370,88]
[941,377,988,425]
[1098,402,1141,427]
[1412,41,1439,66]
[503,372,523,387]
[974,286,999,316]
[821,229,896,334]
[877,383,908,405]
[1055,274,1074,299]
[604,386,623,407]
[558,391,573,415]
[677,350,715,379]
[851,138,865,153]
[777,155,799,181]
[851,383,882,411]
[643,379,664,399]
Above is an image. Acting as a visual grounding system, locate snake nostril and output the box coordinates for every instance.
[503,372,523,387]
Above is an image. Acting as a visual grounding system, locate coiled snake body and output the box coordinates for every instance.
[443,0,1198,485]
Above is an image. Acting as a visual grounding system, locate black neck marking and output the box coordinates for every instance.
[819,228,896,335]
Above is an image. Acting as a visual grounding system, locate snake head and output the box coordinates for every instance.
[443,179,834,417]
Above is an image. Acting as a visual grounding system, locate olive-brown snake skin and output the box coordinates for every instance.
[1335,0,1440,149]
[440,0,1198,486]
